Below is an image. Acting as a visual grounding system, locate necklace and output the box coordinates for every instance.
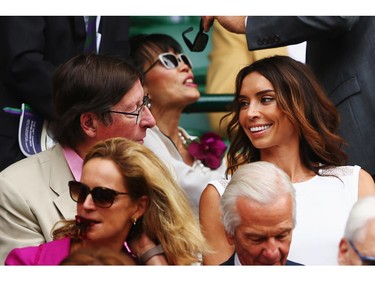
[178,130,188,146]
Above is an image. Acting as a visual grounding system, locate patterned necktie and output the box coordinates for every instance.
[84,16,97,54]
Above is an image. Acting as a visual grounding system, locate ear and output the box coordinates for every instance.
[80,112,99,138]
[143,85,150,94]
[226,231,235,246]
[133,195,150,219]
[338,238,350,265]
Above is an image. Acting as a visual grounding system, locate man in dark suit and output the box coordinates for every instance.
[220,162,302,265]
[0,16,130,171]
[202,16,375,179]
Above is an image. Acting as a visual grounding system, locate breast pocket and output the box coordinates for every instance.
[328,76,360,106]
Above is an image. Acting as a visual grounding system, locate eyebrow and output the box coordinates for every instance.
[238,89,275,99]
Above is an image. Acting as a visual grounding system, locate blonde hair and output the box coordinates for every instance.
[54,137,208,265]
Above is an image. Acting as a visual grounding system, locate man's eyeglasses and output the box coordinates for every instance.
[68,181,131,208]
[349,240,375,265]
[143,53,193,76]
[107,94,151,124]
[182,19,209,52]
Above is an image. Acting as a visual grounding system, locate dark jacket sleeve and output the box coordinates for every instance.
[0,17,57,120]
[245,16,359,50]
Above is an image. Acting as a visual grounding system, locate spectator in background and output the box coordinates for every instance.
[199,55,375,265]
[202,16,375,180]
[130,33,227,210]
[0,16,130,171]
[220,161,301,265]
[5,138,207,265]
[338,195,375,265]
[0,54,155,264]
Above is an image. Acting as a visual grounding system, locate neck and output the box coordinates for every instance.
[261,146,315,183]
[157,119,180,144]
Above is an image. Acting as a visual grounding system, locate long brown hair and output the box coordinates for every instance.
[225,55,347,176]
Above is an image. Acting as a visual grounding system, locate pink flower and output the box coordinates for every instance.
[188,132,227,169]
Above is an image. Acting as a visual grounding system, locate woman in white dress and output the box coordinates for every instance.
[199,55,375,265]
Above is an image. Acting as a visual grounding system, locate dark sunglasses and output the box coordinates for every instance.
[349,240,375,265]
[182,19,209,52]
[68,181,131,208]
[143,53,193,76]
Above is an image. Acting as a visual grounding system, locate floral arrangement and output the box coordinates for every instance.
[188,132,227,170]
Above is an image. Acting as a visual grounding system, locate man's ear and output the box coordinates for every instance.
[226,231,235,246]
[80,112,99,138]
[338,238,350,265]
[143,85,150,94]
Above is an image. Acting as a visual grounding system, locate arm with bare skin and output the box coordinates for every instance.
[199,184,234,265]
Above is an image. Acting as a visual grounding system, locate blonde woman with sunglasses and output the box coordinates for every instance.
[130,34,227,211]
[5,137,208,265]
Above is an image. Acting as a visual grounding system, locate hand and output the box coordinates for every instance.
[202,16,247,34]
[202,16,215,32]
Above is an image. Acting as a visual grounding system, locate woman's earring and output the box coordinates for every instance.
[132,217,137,226]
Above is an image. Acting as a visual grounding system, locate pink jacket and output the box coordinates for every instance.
[5,238,71,265]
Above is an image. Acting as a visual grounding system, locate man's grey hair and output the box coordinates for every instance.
[221,161,296,236]
[343,195,375,242]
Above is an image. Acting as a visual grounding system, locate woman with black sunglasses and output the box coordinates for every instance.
[130,34,227,211]
[5,137,208,265]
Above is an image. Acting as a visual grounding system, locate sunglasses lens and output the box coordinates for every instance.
[69,181,88,203]
[91,187,116,208]
[180,54,193,69]
[160,54,179,69]
[192,33,209,52]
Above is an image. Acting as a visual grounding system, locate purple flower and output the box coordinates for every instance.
[188,132,227,169]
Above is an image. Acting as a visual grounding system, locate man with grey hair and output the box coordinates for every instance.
[338,195,375,265]
[220,161,301,265]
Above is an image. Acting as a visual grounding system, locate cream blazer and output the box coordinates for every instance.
[0,144,75,264]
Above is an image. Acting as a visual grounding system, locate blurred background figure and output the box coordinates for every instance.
[338,195,375,265]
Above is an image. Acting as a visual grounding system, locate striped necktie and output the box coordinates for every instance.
[84,16,97,54]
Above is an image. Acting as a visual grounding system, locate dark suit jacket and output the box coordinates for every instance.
[245,16,375,176]
[0,16,130,170]
[221,253,303,266]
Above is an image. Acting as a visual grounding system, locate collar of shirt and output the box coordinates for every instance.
[234,252,242,266]
[63,146,83,181]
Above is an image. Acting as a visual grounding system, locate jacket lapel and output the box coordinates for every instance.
[49,144,76,220]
